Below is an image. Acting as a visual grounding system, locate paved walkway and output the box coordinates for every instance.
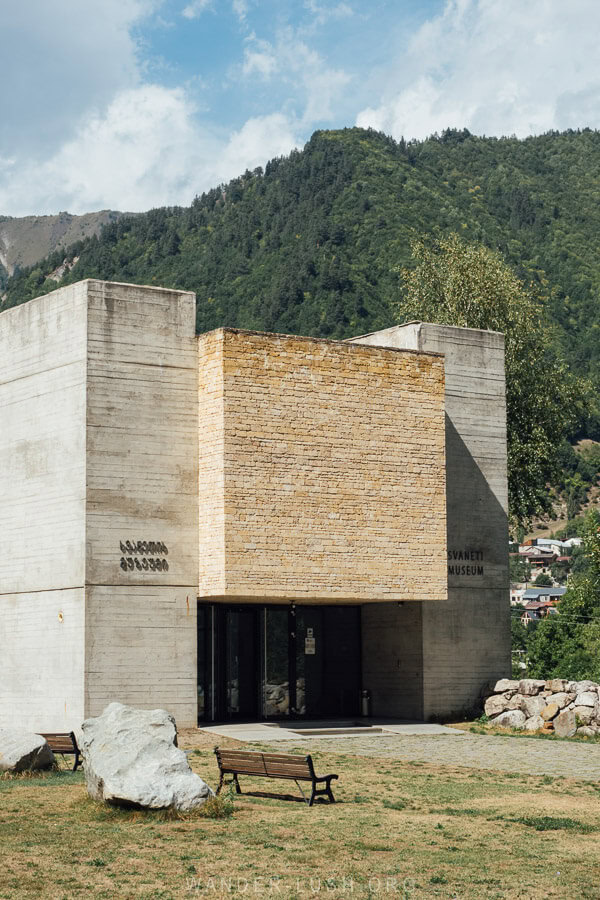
[255,732,600,781]
[201,720,457,742]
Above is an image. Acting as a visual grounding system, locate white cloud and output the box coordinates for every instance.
[0,0,311,215]
[241,29,351,124]
[242,39,278,77]
[304,0,353,26]
[293,40,351,124]
[219,113,300,178]
[356,0,600,140]
[0,0,158,159]
[232,0,249,23]
[0,85,300,215]
[182,0,212,20]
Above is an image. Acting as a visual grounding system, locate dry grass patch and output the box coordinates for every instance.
[1,740,600,898]
[448,721,600,742]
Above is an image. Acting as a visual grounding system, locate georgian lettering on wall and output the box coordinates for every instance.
[447,549,484,577]
[119,540,169,572]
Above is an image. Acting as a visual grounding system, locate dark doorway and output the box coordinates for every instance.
[198,603,361,722]
[225,608,259,719]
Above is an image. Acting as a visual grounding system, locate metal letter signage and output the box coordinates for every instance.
[119,539,169,573]
[447,549,484,577]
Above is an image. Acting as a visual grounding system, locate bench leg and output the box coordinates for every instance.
[294,780,310,805]
[326,779,336,803]
[308,779,336,805]
[216,772,224,795]
[233,774,242,795]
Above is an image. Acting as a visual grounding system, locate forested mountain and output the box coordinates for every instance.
[4,127,600,385]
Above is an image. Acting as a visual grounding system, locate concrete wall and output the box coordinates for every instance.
[0,280,199,729]
[198,328,448,605]
[361,602,424,719]
[351,323,510,718]
[0,284,88,729]
[84,281,199,725]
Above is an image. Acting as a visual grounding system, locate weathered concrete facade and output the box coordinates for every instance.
[0,281,198,730]
[1,282,509,729]
[351,324,510,719]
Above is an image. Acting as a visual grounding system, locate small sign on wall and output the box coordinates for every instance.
[304,627,316,655]
[119,539,169,572]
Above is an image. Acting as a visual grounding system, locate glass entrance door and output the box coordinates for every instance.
[198,603,360,722]
[296,607,323,716]
[262,607,290,717]
[225,608,259,719]
[296,607,360,717]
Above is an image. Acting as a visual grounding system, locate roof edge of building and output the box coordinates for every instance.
[198,325,445,359]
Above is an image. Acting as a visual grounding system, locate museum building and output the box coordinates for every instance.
[0,280,510,731]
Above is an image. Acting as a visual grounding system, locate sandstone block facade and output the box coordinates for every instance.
[198,328,447,604]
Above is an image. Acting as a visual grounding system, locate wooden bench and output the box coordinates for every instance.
[39,732,82,772]
[214,747,338,806]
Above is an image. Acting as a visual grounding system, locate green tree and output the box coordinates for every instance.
[527,509,600,679]
[566,472,587,520]
[510,608,532,677]
[509,555,531,583]
[551,558,571,584]
[533,572,553,586]
[395,233,589,526]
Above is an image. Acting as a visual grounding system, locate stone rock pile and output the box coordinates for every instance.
[484,678,600,736]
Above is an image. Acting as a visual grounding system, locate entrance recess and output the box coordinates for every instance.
[197,604,361,722]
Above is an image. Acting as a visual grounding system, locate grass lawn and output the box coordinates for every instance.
[2,731,600,899]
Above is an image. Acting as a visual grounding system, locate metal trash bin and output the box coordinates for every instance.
[361,689,371,718]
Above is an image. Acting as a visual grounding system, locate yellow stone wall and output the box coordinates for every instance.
[198,330,226,596]
[198,328,447,604]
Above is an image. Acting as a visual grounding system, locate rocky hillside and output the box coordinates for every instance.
[0,210,123,285]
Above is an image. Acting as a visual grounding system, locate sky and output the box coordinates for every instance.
[1,0,599,216]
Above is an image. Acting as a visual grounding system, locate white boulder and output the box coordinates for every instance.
[523,715,545,732]
[493,679,520,693]
[574,691,597,707]
[484,693,510,717]
[574,681,597,693]
[493,710,526,729]
[545,679,568,693]
[554,709,577,738]
[81,703,214,811]
[507,694,525,710]
[519,679,546,696]
[522,695,547,719]
[546,692,570,710]
[0,729,55,772]
[577,726,597,738]
[573,706,596,725]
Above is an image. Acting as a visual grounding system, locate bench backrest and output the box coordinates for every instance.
[39,732,77,753]
[215,748,314,779]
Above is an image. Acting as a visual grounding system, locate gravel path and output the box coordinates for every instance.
[260,731,600,781]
